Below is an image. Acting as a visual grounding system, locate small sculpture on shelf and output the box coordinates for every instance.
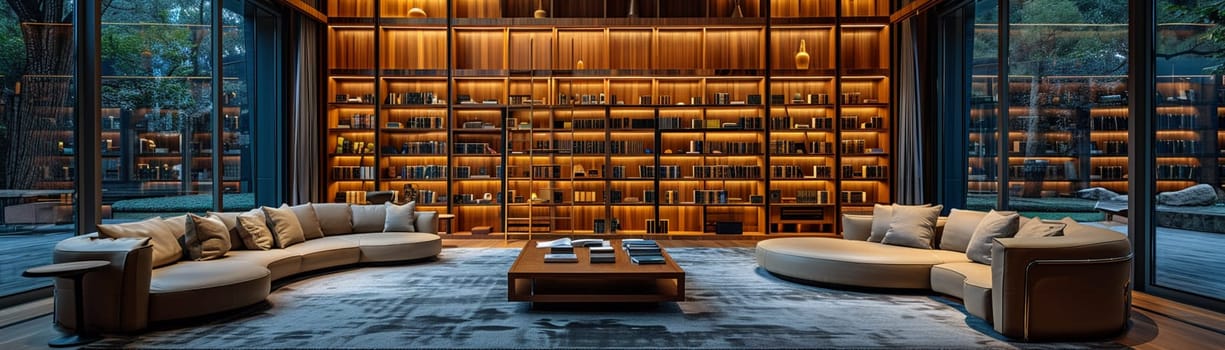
[408,7,426,18]
[731,0,744,18]
[795,39,811,70]
[534,0,546,18]
[627,0,637,18]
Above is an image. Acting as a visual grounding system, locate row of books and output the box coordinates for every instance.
[623,239,664,264]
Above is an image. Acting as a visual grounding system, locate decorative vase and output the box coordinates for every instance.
[534,0,546,18]
[576,59,585,70]
[408,7,427,18]
[795,39,810,70]
[627,0,637,18]
[732,0,744,18]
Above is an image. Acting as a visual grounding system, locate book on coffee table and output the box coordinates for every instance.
[630,254,665,264]
[544,253,578,263]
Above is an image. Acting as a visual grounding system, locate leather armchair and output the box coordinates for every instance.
[991,227,1132,341]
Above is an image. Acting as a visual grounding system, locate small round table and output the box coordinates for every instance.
[437,214,455,235]
[23,260,110,347]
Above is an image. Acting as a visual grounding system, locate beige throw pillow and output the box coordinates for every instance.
[183,213,232,261]
[290,203,325,240]
[236,209,275,250]
[207,211,246,250]
[1016,217,1067,238]
[384,201,417,232]
[841,214,874,241]
[98,217,181,268]
[350,204,387,233]
[313,203,354,236]
[881,204,944,249]
[263,205,305,248]
[964,210,1021,264]
[940,209,987,252]
[868,204,893,242]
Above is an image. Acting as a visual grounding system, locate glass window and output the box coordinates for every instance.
[1004,0,1127,220]
[967,1,1000,212]
[0,0,77,298]
[1153,0,1225,300]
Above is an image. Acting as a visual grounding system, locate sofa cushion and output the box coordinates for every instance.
[284,237,362,272]
[290,203,325,240]
[97,217,180,268]
[965,210,1021,264]
[182,213,232,261]
[384,201,417,232]
[223,249,302,281]
[351,204,387,234]
[756,237,970,289]
[337,232,442,263]
[882,204,944,249]
[237,209,275,250]
[207,211,246,250]
[312,203,354,236]
[1015,217,1067,238]
[940,209,985,252]
[868,204,892,242]
[932,262,993,321]
[263,205,306,248]
[148,260,271,322]
[841,214,873,241]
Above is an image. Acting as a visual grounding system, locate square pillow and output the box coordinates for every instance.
[237,208,275,250]
[940,209,987,252]
[313,203,354,236]
[964,210,1021,264]
[163,215,188,239]
[841,214,874,241]
[183,213,232,261]
[867,204,893,242]
[1016,217,1067,238]
[290,203,325,240]
[881,204,944,249]
[207,211,246,250]
[98,217,181,268]
[350,204,387,233]
[263,204,306,248]
[384,201,418,232]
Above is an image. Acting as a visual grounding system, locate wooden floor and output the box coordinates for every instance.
[2,239,1222,349]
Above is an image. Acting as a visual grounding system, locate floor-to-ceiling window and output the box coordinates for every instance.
[0,0,78,300]
[1151,0,1225,301]
[0,0,282,304]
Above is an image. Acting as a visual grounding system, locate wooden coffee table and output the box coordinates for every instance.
[507,240,686,303]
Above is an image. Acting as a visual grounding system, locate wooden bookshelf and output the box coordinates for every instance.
[325,0,894,236]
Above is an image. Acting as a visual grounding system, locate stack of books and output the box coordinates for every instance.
[539,238,577,263]
[589,246,615,263]
[622,239,665,264]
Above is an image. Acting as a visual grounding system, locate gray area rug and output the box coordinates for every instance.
[87,248,1124,349]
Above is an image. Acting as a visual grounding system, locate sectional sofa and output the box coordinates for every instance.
[51,202,441,333]
[756,206,1133,341]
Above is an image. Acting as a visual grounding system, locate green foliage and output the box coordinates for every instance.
[111,192,255,212]
[1165,0,1225,74]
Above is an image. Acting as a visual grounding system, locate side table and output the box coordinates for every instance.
[23,260,110,347]
[437,214,455,235]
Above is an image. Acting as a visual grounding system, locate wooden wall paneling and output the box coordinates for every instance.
[657,0,707,18]
[708,0,762,18]
[383,79,448,101]
[769,0,835,18]
[660,206,703,233]
[454,79,508,103]
[609,29,652,70]
[330,28,375,70]
[453,29,508,70]
[657,79,702,104]
[381,0,448,18]
[558,29,609,70]
[501,0,545,18]
[704,79,763,102]
[453,0,502,18]
[606,0,661,18]
[331,0,375,17]
[382,29,448,70]
[330,78,376,100]
[508,29,555,70]
[655,29,703,70]
[840,26,887,71]
[554,0,605,18]
[608,79,652,105]
[704,28,763,70]
[841,0,886,17]
[508,78,549,103]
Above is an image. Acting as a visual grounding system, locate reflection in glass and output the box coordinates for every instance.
[1153,0,1225,301]
[967,1,999,212]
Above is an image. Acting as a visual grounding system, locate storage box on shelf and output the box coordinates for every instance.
[323,0,894,236]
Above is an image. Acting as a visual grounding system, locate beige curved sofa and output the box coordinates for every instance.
[51,203,442,333]
[757,210,1132,341]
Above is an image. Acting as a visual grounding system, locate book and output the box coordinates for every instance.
[589,246,615,254]
[550,246,574,254]
[536,238,571,248]
[590,251,616,263]
[572,239,608,247]
[630,254,665,264]
[544,253,578,263]
[625,246,662,254]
